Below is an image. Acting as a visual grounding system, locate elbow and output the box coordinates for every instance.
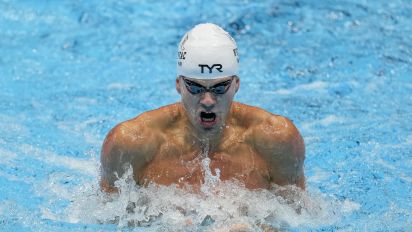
[297,172,306,190]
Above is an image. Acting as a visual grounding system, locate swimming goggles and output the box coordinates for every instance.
[181,76,233,95]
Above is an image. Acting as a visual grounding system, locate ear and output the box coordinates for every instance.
[234,76,240,93]
[176,77,182,94]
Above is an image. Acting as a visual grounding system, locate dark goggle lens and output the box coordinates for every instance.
[183,77,232,95]
[211,82,230,94]
[187,84,204,94]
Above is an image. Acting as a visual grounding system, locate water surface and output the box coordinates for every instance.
[0,0,411,231]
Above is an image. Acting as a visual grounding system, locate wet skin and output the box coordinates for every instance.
[100,76,305,193]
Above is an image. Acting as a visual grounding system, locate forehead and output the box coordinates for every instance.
[182,76,233,85]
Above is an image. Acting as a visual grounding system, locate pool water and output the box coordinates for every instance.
[1,0,411,231]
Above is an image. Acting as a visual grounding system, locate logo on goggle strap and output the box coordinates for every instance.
[198,64,223,73]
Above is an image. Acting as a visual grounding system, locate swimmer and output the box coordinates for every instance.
[100,23,305,193]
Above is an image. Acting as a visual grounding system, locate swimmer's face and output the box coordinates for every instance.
[176,75,240,132]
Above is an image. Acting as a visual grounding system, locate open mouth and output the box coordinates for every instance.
[199,111,217,128]
[200,112,216,122]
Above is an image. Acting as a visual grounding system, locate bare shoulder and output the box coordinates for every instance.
[234,102,305,188]
[102,103,181,156]
[232,102,297,132]
[100,104,182,192]
[101,118,154,155]
[255,113,304,153]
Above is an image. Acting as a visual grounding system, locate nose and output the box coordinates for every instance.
[200,92,216,111]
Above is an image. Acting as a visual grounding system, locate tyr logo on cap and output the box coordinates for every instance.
[198,64,223,73]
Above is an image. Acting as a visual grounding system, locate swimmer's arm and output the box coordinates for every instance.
[253,115,305,189]
[100,122,157,193]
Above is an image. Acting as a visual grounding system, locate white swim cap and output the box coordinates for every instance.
[177,23,239,79]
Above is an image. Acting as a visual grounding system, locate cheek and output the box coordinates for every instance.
[220,92,235,106]
[218,93,235,113]
[214,98,231,116]
[181,95,198,114]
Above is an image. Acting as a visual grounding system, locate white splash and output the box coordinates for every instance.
[31,141,355,231]
[199,140,223,196]
[42,165,355,232]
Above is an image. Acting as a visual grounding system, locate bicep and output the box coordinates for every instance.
[100,132,134,191]
[255,116,306,188]
[100,124,155,191]
[101,139,131,185]
[269,141,305,189]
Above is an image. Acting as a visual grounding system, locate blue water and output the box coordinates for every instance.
[1,0,411,231]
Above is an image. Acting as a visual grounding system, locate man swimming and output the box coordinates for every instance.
[100,23,305,193]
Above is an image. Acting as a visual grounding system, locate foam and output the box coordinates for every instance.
[0,170,20,182]
[73,97,97,106]
[399,174,412,183]
[56,165,354,231]
[25,142,358,231]
[0,115,29,135]
[406,135,412,145]
[19,144,98,176]
[318,115,346,126]
[273,81,328,95]
[308,168,331,183]
[56,118,105,146]
[341,199,361,213]
[302,115,346,131]
[375,158,396,170]
[107,82,135,90]
[0,201,40,230]
[0,147,17,165]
